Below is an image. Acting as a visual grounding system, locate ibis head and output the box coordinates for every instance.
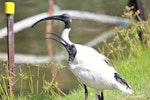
[32,14,72,28]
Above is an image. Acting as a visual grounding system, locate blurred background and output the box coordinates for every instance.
[0,0,150,94]
[0,0,149,58]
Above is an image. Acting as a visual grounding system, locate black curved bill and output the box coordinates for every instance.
[46,32,71,51]
[32,15,62,28]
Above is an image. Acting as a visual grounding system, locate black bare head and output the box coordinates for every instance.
[59,14,71,23]
[47,32,76,62]
[32,13,72,29]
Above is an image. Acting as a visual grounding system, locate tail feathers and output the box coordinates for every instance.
[125,88,133,94]
[114,73,133,94]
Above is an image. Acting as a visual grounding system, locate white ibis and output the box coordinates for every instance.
[32,14,133,100]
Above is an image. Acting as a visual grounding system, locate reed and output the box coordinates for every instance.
[0,62,64,100]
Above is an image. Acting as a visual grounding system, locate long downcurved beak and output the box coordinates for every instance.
[32,15,62,28]
[46,32,71,53]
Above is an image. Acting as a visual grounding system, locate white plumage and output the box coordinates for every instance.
[63,31,133,94]
[32,14,133,100]
[62,32,133,99]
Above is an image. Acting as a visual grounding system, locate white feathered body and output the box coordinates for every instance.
[61,29,133,94]
[68,44,133,94]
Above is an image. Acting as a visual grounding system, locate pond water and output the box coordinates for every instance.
[0,0,150,93]
[0,0,149,55]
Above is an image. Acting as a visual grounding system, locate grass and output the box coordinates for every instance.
[0,7,150,99]
[0,63,64,100]
[57,44,150,100]
[57,10,150,100]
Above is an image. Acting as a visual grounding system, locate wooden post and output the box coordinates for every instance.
[46,0,55,62]
[46,0,60,87]
[4,0,15,94]
[128,0,147,41]
[128,0,147,21]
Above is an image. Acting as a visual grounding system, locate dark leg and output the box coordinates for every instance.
[96,91,104,100]
[101,92,104,100]
[97,94,101,100]
[83,84,88,100]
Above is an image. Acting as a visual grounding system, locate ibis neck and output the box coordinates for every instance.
[61,28,72,45]
[68,52,76,65]
[68,55,74,64]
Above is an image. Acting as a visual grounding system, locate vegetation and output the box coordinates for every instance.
[57,15,150,100]
[0,7,150,100]
[58,10,150,100]
[58,42,150,100]
[0,63,64,100]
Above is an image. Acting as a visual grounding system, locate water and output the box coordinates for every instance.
[0,0,150,55]
[0,0,128,63]
[0,0,150,93]
[0,62,78,94]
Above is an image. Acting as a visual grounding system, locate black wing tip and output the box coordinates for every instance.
[114,73,130,88]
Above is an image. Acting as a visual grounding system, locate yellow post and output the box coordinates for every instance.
[5,2,15,14]
[4,0,15,96]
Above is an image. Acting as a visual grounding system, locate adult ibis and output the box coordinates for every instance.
[32,14,133,100]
